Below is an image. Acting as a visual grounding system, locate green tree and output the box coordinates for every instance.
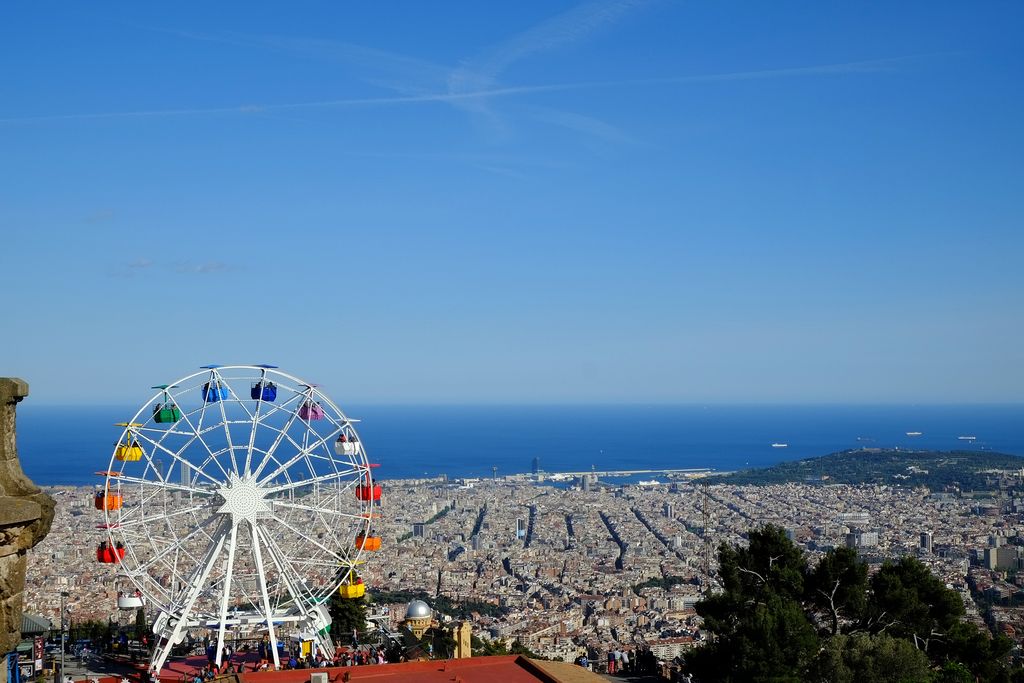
[423,627,456,659]
[932,661,973,683]
[134,608,148,642]
[690,526,819,682]
[692,529,1014,682]
[509,640,543,659]
[807,633,931,683]
[864,557,964,655]
[806,547,867,636]
[943,621,1013,683]
[328,592,367,643]
[471,635,508,657]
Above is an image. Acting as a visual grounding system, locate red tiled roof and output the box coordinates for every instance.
[236,656,600,683]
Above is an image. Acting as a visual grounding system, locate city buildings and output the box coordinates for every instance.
[24,473,1024,663]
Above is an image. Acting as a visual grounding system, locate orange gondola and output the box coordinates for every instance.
[94,489,123,511]
[355,534,381,551]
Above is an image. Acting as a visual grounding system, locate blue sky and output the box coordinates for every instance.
[1,1,1022,404]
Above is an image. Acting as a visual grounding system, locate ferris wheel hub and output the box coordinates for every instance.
[215,473,273,524]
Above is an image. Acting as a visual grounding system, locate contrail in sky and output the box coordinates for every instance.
[0,58,905,125]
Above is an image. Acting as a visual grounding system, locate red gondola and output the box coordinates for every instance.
[97,541,126,563]
[355,482,382,502]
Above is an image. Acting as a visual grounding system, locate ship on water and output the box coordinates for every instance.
[906,431,923,437]
[771,443,788,448]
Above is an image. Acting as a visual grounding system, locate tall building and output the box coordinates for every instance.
[516,518,526,540]
[413,523,425,538]
[845,531,878,549]
[531,456,540,474]
[663,502,675,519]
[920,532,933,554]
[985,545,1022,570]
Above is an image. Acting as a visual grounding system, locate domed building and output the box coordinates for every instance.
[403,599,435,638]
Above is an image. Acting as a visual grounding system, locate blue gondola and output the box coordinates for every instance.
[251,381,277,402]
[202,381,229,403]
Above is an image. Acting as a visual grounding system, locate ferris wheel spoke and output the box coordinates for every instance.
[140,533,211,586]
[256,426,345,486]
[242,370,270,476]
[114,504,211,529]
[130,430,224,487]
[260,513,348,565]
[250,397,306,480]
[113,473,214,497]
[173,408,234,481]
[265,467,362,495]
[213,379,242,476]
[134,514,220,575]
[158,430,229,483]
[249,393,304,428]
[272,499,367,522]
[286,555,350,570]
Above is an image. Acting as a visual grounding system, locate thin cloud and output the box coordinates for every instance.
[108,258,154,278]
[0,57,913,125]
[135,25,452,98]
[449,0,650,95]
[447,0,650,136]
[528,106,635,145]
[107,259,236,278]
[173,261,233,275]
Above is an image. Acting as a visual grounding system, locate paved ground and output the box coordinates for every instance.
[598,673,666,682]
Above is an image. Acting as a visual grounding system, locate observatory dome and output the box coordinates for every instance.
[405,600,432,619]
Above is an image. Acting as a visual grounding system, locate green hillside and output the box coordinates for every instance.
[708,449,1024,490]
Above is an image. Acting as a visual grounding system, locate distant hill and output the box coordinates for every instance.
[706,449,1024,490]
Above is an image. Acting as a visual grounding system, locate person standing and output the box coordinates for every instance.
[607,650,615,674]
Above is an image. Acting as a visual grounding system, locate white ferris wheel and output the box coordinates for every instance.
[94,365,382,673]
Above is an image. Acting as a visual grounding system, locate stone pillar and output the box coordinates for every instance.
[0,379,55,683]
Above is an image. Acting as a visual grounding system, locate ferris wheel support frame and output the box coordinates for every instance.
[151,522,229,672]
[251,519,281,671]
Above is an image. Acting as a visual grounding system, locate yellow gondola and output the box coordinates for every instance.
[339,568,366,599]
[114,423,144,462]
[340,581,366,599]
[115,441,143,461]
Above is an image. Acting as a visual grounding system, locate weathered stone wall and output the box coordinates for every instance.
[0,378,55,682]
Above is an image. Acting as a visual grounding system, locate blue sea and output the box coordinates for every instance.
[12,404,1024,486]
